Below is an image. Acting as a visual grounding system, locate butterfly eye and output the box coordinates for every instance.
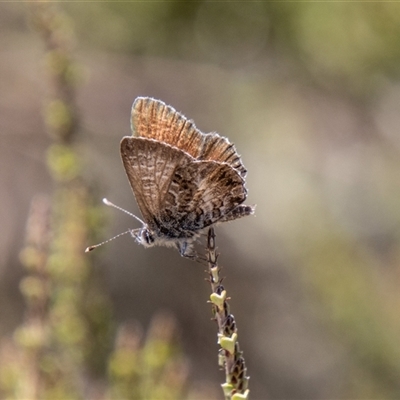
[140,228,155,245]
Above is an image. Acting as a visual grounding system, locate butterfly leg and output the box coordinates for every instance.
[176,240,196,259]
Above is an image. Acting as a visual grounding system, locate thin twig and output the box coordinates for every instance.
[206,227,250,400]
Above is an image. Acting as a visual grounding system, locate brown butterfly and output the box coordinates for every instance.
[87,97,254,257]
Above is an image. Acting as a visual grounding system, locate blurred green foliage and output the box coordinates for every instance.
[108,314,188,400]
[64,2,400,94]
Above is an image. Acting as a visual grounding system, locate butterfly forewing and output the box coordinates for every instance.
[131,97,203,156]
[131,97,247,178]
[121,136,194,227]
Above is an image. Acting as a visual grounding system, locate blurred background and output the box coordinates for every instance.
[1,2,400,399]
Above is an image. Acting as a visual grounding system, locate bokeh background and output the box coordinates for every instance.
[1,2,400,399]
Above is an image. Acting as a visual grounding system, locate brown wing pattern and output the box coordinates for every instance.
[120,137,193,228]
[159,160,251,234]
[131,97,247,178]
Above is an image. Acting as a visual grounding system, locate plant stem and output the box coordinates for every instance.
[206,227,250,400]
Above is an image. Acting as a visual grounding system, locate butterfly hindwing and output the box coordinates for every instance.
[159,160,249,234]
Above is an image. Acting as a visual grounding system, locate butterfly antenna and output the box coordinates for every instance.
[85,230,131,252]
[102,198,145,225]
[85,198,146,253]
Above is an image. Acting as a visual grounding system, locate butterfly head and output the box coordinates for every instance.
[130,226,155,248]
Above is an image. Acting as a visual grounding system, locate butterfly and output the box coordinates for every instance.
[86,97,253,257]
[116,97,254,258]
